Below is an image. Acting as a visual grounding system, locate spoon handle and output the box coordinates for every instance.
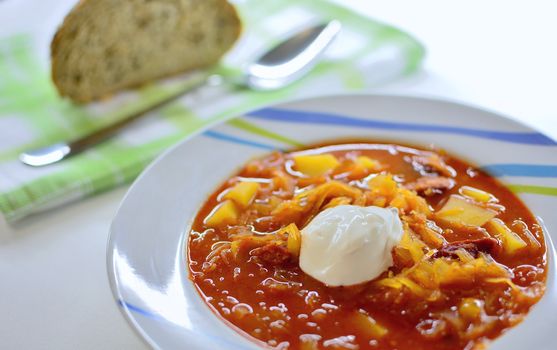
[20,73,217,167]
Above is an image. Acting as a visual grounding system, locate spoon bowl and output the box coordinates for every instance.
[245,20,341,90]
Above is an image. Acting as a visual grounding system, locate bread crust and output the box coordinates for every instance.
[51,0,241,103]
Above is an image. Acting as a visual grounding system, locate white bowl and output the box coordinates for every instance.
[107,94,557,350]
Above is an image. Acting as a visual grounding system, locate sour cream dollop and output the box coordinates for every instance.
[299,205,403,286]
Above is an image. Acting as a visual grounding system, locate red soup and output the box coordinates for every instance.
[188,142,547,350]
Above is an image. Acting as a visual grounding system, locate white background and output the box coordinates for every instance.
[1,0,556,349]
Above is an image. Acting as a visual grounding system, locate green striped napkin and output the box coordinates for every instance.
[0,0,424,223]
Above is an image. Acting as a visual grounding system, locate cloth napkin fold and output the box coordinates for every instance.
[0,0,424,223]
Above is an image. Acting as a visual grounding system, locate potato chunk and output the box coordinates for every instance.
[459,298,483,321]
[486,218,527,255]
[355,156,380,170]
[223,182,260,208]
[368,174,398,198]
[436,195,496,226]
[204,200,238,227]
[293,154,340,177]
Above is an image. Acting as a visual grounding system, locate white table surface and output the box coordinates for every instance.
[1,0,556,349]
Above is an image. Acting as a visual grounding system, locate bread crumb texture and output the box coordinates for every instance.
[51,0,241,102]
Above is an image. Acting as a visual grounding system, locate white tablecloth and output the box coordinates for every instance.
[1,0,556,348]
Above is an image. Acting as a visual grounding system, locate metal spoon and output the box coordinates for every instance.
[20,20,342,167]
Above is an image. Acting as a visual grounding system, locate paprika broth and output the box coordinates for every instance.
[187,142,547,350]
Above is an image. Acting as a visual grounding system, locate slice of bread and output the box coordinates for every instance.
[51,0,241,102]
